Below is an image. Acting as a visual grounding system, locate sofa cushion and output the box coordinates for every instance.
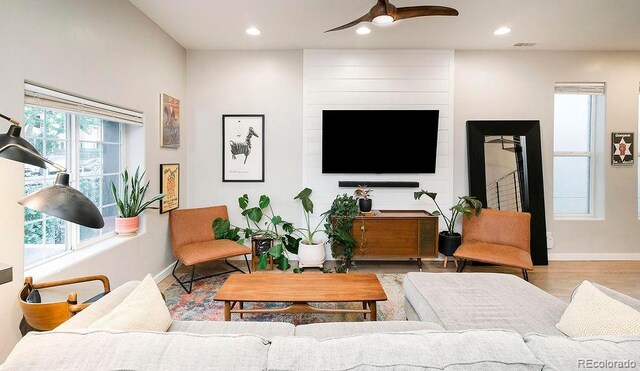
[267,329,544,371]
[587,283,640,312]
[524,333,640,371]
[169,320,295,338]
[88,274,172,332]
[0,330,270,371]
[55,281,140,331]
[556,281,640,337]
[294,321,444,340]
[403,272,567,335]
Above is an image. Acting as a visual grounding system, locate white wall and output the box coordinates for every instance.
[0,0,186,360]
[186,50,303,230]
[454,51,640,259]
[303,50,455,239]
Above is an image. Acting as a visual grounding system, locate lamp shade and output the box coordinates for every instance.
[0,125,47,169]
[19,173,105,229]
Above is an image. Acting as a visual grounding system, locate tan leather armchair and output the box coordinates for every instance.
[453,208,533,280]
[170,205,251,293]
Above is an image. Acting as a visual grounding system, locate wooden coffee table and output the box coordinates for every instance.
[214,273,387,321]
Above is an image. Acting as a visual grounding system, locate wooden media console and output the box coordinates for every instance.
[351,210,438,271]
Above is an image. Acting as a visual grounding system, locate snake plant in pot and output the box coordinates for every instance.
[414,190,482,257]
[111,167,166,235]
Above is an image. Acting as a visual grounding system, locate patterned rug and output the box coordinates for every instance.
[163,273,406,324]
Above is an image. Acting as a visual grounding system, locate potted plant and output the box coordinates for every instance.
[293,188,327,269]
[354,185,373,212]
[213,193,300,271]
[111,167,166,235]
[323,194,359,272]
[414,190,482,257]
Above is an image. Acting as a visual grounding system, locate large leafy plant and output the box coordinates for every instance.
[213,194,300,271]
[111,167,165,218]
[414,190,482,236]
[323,194,359,273]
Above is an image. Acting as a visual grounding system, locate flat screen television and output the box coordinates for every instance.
[322,110,439,174]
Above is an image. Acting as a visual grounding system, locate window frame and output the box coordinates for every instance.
[553,92,602,219]
[23,106,126,269]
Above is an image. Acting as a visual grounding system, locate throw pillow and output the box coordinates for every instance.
[556,280,640,337]
[88,274,172,332]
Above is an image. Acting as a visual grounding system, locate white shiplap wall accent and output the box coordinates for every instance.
[303,49,455,225]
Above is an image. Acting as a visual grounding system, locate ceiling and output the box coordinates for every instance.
[129,0,640,51]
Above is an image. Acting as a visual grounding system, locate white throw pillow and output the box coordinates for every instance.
[89,274,172,332]
[556,281,640,337]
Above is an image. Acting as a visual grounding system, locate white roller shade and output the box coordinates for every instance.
[24,82,144,125]
[555,82,605,95]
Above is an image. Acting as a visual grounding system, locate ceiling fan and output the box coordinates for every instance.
[325,0,458,32]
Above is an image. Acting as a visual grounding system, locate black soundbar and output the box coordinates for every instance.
[338,181,420,188]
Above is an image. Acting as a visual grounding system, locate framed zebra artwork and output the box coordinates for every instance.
[222,114,265,182]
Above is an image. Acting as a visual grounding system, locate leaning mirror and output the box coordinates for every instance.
[467,121,548,265]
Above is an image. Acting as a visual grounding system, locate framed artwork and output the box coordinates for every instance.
[160,163,180,213]
[222,114,265,182]
[611,132,634,165]
[160,93,180,148]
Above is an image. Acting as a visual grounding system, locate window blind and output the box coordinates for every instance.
[24,82,144,126]
[555,82,605,95]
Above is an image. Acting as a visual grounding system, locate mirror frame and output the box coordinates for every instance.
[467,120,548,265]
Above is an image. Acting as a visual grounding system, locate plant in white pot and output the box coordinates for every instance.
[293,188,327,269]
[111,167,165,235]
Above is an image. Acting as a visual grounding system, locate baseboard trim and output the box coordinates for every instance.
[154,262,176,283]
[548,253,640,261]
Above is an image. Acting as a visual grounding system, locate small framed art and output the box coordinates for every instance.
[611,132,634,165]
[160,163,180,213]
[222,114,265,182]
[161,93,180,148]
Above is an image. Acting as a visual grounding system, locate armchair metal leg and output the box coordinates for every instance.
[172,255,252,294]
[456,259,467,273]
[522,269,529,281]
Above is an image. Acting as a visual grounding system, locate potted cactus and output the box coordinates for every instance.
[111,167,166,235]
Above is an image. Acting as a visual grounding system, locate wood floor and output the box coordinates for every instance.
[159,260,640,302]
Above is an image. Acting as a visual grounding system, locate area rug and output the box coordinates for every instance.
[163,273,406,325]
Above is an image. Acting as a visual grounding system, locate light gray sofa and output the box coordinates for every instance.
[1,273,639,370]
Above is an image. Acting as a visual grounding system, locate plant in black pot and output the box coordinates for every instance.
[414,190,482,258]
[354,185,373,212]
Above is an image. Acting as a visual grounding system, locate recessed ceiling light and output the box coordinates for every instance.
[372,15,394,25]
[494,27,511,35]
[356,26,371,35]
[246,27,261,36]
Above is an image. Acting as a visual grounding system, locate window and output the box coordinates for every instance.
[553,83,605,217]
[22,83,142,268]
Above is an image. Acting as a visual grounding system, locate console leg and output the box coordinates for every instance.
[417,258,423,272]
[443,256,448,268]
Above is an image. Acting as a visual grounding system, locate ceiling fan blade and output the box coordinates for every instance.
[395,6,459,20]
[325,13,374,33]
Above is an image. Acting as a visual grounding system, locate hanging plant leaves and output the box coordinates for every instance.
[275,255,290,271]
[282,235,300,255]
[257,253,269,270]
[247,207,263,223]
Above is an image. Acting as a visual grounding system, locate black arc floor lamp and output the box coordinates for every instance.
[0,112,105,285]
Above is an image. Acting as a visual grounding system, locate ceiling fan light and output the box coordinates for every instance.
[356,26,371,35]
[372,15,394,25]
